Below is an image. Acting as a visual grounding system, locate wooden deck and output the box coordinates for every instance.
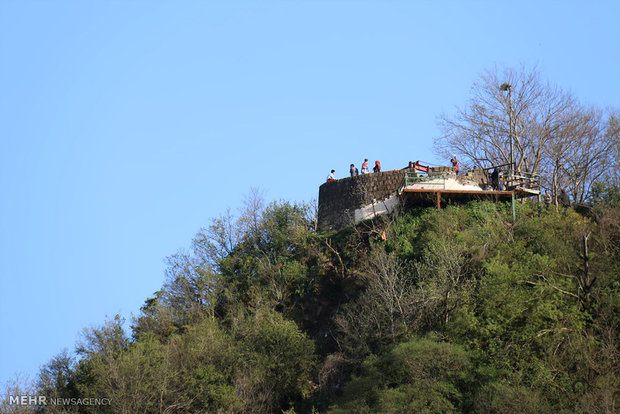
[401,187,539,209]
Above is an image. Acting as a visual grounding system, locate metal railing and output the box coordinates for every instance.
[404,172,446,188]
[503,169,540,192]
[403,169,541,193]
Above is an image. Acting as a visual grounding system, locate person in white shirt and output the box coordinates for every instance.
[326,170,336,182]
[361,159,369,174]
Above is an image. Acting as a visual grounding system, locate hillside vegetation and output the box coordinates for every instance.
[5,195,620,413]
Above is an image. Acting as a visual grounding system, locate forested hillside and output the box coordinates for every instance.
[4,190,619,413]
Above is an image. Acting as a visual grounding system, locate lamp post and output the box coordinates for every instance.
[500,83,513,171]
[500,82,516,221]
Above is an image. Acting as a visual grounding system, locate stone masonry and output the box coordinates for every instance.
[317,170,407,231]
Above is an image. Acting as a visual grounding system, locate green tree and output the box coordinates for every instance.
[234,309,315,413]
[329,336,475,414]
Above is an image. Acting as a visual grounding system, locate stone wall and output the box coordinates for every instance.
[317,170,407,231]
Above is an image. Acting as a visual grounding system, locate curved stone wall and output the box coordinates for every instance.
[317,170,407,231]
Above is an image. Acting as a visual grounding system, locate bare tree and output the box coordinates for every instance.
[609,111,620,188]
[193,208,241,269]
[436,65,618,202]
[1,374,37,414]
[159,252,223,321]
[564,110,615,203]
[305,197,319,232]
[192,187,266,270]
[543,107,618,203]
[415,236,474,326]
[437,66,574,172]
[334,247,420,356]
[238,187,265,236]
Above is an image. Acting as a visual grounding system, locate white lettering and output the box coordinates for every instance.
[40,396,112,406]
[8,395,46,406]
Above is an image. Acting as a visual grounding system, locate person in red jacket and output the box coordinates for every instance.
[373,160,381,173]
[361,159,369,174]
[451,157,460,175]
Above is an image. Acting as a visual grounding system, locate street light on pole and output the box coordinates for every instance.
[500,82,513,171]
[500,82,516,221]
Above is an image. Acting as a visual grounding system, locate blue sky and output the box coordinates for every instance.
[1,0,619,387]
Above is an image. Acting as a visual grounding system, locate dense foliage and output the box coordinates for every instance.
[3,193,619,413]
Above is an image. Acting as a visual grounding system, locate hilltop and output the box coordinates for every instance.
[4,192,619,413]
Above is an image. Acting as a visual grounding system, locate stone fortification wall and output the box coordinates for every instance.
[318,170,407,231]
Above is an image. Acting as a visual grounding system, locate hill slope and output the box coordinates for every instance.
[7,200,620,413]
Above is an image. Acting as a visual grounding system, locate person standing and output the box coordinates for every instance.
[451,157,460,175]
[373,160,381,173]
[490,168,499,190]
[543,190,552,206]
[361,159,369,174]
[560,189,570,207]
[326,170,336,182]
[350,164,359,177]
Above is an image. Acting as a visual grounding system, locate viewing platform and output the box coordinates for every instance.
[317,162,541,231]
[400,166,540,209]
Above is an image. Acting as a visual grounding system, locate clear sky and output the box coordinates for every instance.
[1,0,619,387]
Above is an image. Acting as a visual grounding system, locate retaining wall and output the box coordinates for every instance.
[317,170,407,231]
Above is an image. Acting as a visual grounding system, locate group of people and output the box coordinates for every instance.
[543,189,571,207]
[326,159,381,182]
[490,168,505,191]
[326,157,572,209]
